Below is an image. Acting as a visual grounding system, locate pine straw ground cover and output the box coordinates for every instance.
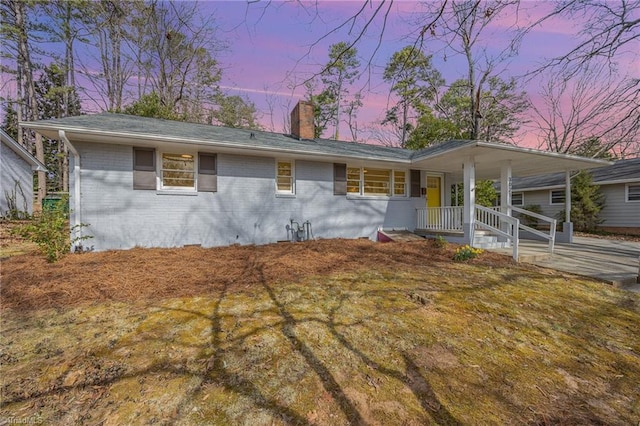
[1,239,639,425]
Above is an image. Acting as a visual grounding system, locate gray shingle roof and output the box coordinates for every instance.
[511,157,640,190]
[26,112,413,162]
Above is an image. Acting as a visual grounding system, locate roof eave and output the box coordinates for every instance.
[20,122,413,165]
[1,128,47,171]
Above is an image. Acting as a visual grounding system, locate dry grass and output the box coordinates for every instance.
[1,238,639,425]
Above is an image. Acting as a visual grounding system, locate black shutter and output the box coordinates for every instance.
[198,153,217,192]
[133,147,156,190]
[410,169,421,198]
[334,163,347,195]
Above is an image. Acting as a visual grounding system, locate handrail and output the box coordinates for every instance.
[511,205,556,253]
[475,205,520,260]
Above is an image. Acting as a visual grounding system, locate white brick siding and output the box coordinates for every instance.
[72,141,424,251]
[1,140,34,216]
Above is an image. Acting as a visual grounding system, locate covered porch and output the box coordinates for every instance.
[408,141,611,260]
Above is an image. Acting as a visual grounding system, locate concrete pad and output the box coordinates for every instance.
[521,237,640,292]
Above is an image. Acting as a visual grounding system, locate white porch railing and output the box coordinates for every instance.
[511,206,557,254]
[416,206,463,231]
[475,205,520,260]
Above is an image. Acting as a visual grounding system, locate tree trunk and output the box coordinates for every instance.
[14,0,45,206]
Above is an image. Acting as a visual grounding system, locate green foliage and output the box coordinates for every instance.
[13,195,92,262]
[520,204,543,228]
[557,171,605,232]
[433,235,447,249]
[383,46,443,146]
[2,102,19,140]
[35,63,82,192]
[211,94,260,130]
[569,137,616,160]
[452,180,498,207]
[309,41,361,139]
[438,77,528,142]
[124,92,178,120]
[405,112,462,149]
[35,62,82,120]
[453,245,483,261]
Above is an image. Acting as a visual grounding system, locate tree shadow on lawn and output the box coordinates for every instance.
[4,255,635,424]
[2,257,463,424]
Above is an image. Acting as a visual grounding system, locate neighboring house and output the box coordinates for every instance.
[509,157,640,235]
[21,102,610,254]
[0,128,47,217]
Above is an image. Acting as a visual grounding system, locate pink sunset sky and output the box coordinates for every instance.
[4,1,639,149]
[194,0,634,147]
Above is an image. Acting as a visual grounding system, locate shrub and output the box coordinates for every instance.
[453,245,483,261]
[12,195,92,262]
[433,235,447,249]
[2,181,30,220]
[556,171,605,232]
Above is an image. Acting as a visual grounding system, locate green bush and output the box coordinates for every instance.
[453,245,483,261]
[12,195,92,262]
[433,235,447,249]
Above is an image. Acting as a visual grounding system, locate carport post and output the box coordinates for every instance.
[463,157,476,245]
[500,161,512,241]
[563,170,573,244]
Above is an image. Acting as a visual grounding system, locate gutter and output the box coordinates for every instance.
[59,130,82,250]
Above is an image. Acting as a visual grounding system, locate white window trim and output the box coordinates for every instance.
[549,189,566,205]
[625,183,640,203]
[275,159,295,195]
[512,192,524,206]
[393,170,408,197]
[158,151,198,192]
[346,166,408,198]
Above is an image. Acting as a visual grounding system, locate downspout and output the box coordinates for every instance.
[59,130,82,250]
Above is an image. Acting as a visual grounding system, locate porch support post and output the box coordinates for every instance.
[500,161,512,216]
[500,161,512,243]
[565,170,571,223]
[562,170,573,243]
[463,156,476,245]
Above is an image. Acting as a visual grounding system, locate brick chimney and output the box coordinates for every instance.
[291,101,315,140]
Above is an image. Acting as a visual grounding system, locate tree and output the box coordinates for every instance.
[382,46,443,147]
[452,180,497,207]
[1,103,19,140]
[531,62,639,158]
[522,0,640,74]
[557,171,605,232]
[405,112,461,150]
[35,63,82,192]
[124,92,177,120]
[1,0,47,205]
[421,1,521,141]
[143,0,223,120]
[211,95,260,130]
[41,0,86,117]
[315,42,361,139]
[80,0,134,111]
[436,77,528,143]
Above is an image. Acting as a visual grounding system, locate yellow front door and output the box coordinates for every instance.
[426,176,441,208]
[426,176,442,226]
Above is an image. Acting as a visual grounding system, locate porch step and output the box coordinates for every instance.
[472,231,509,249]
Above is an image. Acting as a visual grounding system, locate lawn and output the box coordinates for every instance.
[1,238,639,425]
